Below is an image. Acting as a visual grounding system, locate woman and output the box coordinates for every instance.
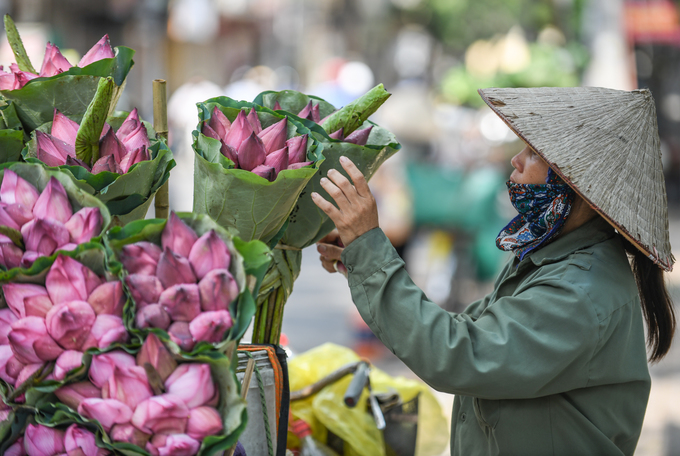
[311,87,676,456]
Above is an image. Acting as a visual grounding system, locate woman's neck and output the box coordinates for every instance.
[560,195,599,237]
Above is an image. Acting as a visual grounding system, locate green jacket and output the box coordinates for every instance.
[341,217,651,456]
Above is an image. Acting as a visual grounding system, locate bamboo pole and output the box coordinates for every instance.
[153,79,170,219]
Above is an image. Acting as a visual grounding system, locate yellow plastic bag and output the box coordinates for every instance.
[288,343,449,456]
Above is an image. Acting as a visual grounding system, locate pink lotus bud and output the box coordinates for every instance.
[287,161,313,170]
[167,322,195,352]
[221,141,239,167]
[298,100,314,120]
[5,356,24,382]
[119,145,150,174]
[53,350,84,381]
[159,284,201,322]
[328,128,344,141]
[33,177,73,223]
[131,394,190,435]
[51,110,79,146]
[21,251,40,269]
[36,131,74,167]
[201,123,220,141]
[24,424,65,456]
[161,213,198,259]
[45,301,96,350]
[0,205,20,230]
[65,155,91,170]
[286,134,308,164]
[247,107,263,134]
[120,122,151,154]
[198,269,238,312]
[98,127,126,164]
[65,207,103,244]
[0,70,17,91]
[24,295,54,319]
[0,344,19,384]
[39,43,72,77]
[137,332,177,382]
[237,132,267,171]
[273,101,282,110]
[116,108,141,140]
[89,314,128,349]
[150,434,200,456]
[0,308,19,344]
[110,424,151,448]
[14,70,38,88]
[89,351,136,388]
[345,125,373,146]
[264,146,289,175]
[15,362,42,389]
[209,106,231,140]
[91,154,120,175]
[102,365,153,409]
[3,283,49,319]
[4,202,34,227]
[5,438,24,456]
[251,165,275,181]
[46,255,103,305]
[78,398,134,432]
[64,424,108,456]
[187,406,223,440]
[120,241,162,275]
[156,247,197,289]
[20,218,70,257]
[87,281,125,316]
[54,380,101,410]
[165,363,216,408]
[135,304,171,330]
[0,237,23,269]
[224,110,253,150]
[188,230,231,280]
[189,311,233,345]
[1,170,40,209]
[9,316,63,364]
[259,117,288,154]
[78,34,115,67]
[125,274,163,307]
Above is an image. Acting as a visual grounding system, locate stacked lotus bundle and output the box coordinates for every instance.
[4,423,109,456]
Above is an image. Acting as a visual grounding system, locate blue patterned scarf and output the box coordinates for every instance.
[496,169,575,260]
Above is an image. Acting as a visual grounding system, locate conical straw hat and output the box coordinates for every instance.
[479,86,674,271]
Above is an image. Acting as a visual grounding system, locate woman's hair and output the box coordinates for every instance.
[622,239,676,362]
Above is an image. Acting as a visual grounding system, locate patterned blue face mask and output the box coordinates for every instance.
[496,168,575,260]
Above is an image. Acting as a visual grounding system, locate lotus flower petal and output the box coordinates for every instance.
[131,394,190,435]
[0,345,18,384]
[78,34,115,67]
[51,110,79,145]
[1,169,40,209]
[287,161,313,170]
[125,274,163,308]
[286,134,308,164]
[329,128,344,140]
[45,300,96,350]
[0,237,23,269]
[136,304,171,330]
[247,107,263,134]
[4,202,34,227]
[165,363,217,408]
[90,314,127,349]
[167,322,195,352]
[36,131,75,166]
[2,283,49,319]
[78,398,133,431]
[264,146,289,175]
[119,145,150,174]
[87,281,125,316]
[24,424,65,456]
[152,433,200,456]
[46,255,102,305]
[5,439,24,456]
[157,248,197,289]
[189,310,233,345]
[54,350,83,381]
[33,177,73,223]
[0,204,19,230]
[15,362,42,389]
[188,230,231,280]
[158,284,201,322]
[187,406,223,440]
[65,207,103,244]
[209,106,231,140]
[116,108,141,140]
[24,295,53,318]
[0,71,17,91]
[21,218,70,257]
[298,100,314,120]
[120,241,162,275]
[237,132,267,171]
[110,424,151,448]
[39,43,73,77]
[161,212,198,258]
[137,332,177,383]
[259,117,288,154]
[89,351,136,388]
[273,101,282,110]
[54,380,101,410]
[223,109,253,150]
[91,154,120,174]
[251,165,275,181]
[121,123,151,153]
[99,127,126,164]
[345,125,373,145]
[198,269,238,312]
[15,70,37,88]
[103,365,153,409]
[65,424,108,456]
[9,316,63,363]
[201,123,220,141]
[0,308,18,344]
[20,251,39,269]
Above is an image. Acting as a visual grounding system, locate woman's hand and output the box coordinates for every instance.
[316,230,344,273]
[311,156,379,247]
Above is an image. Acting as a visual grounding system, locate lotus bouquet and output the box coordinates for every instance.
[4,423,108,456]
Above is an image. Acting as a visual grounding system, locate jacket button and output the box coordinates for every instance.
[460,413,466,422]
[347,265,353,273]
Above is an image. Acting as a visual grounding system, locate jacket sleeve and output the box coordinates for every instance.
[341,228,600,400]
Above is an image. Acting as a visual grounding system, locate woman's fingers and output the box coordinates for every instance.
[326,168,357,203]
[319,177,350,211]
[319,255,337,273]
[311,191,342,222]
[316,242,343,261]
[340,156,371,198]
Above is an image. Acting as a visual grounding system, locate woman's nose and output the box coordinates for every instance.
[511,152,522,172]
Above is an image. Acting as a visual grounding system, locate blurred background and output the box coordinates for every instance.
[3,0,680,454]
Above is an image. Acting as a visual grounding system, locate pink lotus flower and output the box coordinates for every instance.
[345,125,373,145]
[20,218,70,258]
[136,333,177,382]
[78,398,134,431]
[120,123,151,153]
[0,204,20,230]
[165,363,217,408]
[0,236,23,269]
[161,213,198,259]
[89,351,136,388]
[119,146,150,174]
[51,110,79,145]
[131,393,190,435]
[4,355,24,385]
[64,207,102,244]
[24,424,65,456]
[54,381,101,410]
[5,438,24,456]
[39,43,73,77]
[188,230,231,280]
[298,100,321,123]
[120,241,162,275]
[1,170,40,209]
[3,202,34,227]
[264,146,289,174]
[0,308,19,344]
[79,34,115,67]
[45,300,96,350]
[167,322,195,352]
[247,107,263,134]
[45,255,102,305]
[64,424,109,456]
[99,128,126,164]
[91,154,120,174]
[209,106,231,139]
[87,314,127,349]
[135,304,171,330]
[125,274,163,308]
[159,284,201,322]
[259,117,288,154]
[53,350,83,381]
[2,283,49,319]
[328,128,344,140]
[102,365,154,409]
[116,108,141,140]
[189,310,233,345]
[110,424,151,448]
[237,132,266,171]
[15,362,42,389]
[9,316,63,364]
[187,406,224,440]
[35,130,75,167]
[147,434,200,456]
[286,134,308,164]
[156,248,197,289]
[0,344,18,384]
[87,281,125,316]
[251,165,275,181]
[198,269,238,312]
[32,177,73,223]
[223,110,253,150]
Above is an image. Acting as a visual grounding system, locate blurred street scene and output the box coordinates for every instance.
[5,0,680,454]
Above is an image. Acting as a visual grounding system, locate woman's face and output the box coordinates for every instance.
[510,145,550,184]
